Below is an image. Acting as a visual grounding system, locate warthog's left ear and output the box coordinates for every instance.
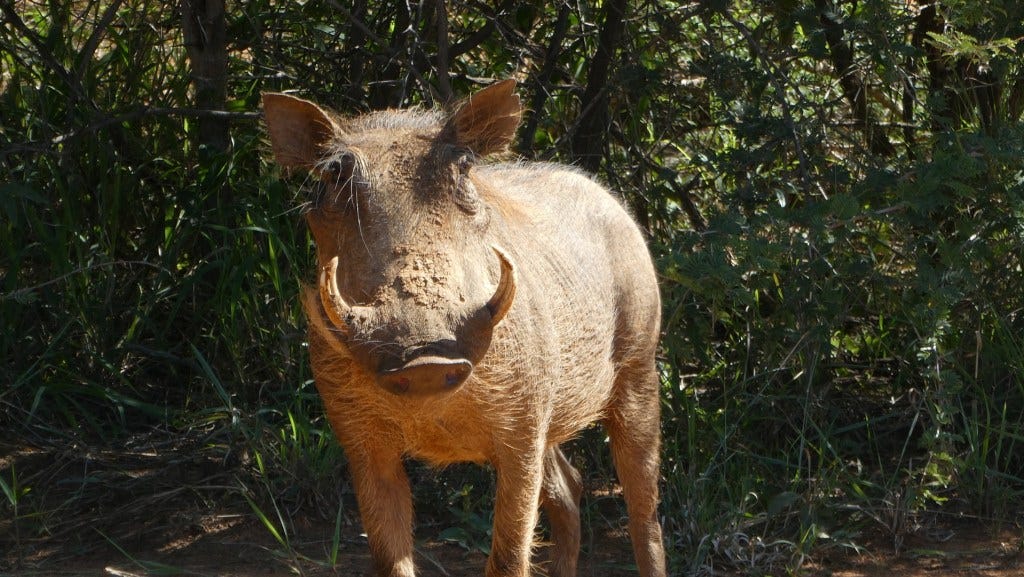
[445,79,522,156]
[262,92,340,171]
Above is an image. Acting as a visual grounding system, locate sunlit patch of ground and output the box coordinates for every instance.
[805,518,1023,577]
[3,437,1022,577]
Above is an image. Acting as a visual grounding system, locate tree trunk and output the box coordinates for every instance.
[815,0,894,156]
[571,0,628,173]
[518,3,571,156]
[345,0,369,104]
[181,0,230,155]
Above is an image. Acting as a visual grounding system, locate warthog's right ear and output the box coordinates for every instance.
[262,93,340,171]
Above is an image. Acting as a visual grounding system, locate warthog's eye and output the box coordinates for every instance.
[317,152,369,213]
[456,152,473,175]
[323,152,356,187]
[453,152,481,215]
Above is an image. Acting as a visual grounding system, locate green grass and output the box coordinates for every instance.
[3,1,1024,575]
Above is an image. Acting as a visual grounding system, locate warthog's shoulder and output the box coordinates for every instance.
[477,160,590,182]
[476,161,621,203]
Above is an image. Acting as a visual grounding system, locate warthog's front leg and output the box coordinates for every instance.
[488,442,546,577]
[348,445,416,577]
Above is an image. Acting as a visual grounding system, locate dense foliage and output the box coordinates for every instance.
[2,0,1023,573]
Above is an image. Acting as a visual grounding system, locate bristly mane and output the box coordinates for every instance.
[346,109,446,133]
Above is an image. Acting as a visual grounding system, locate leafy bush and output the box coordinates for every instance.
[2,0,1022,573]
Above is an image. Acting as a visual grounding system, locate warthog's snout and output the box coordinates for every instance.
[316,250,515,397]
[316,248,515,398]
[377,354,473,396]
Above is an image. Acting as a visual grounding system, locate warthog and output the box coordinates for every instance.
[262,80,666,577]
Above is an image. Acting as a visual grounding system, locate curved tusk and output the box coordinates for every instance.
[319,256,352,332]
[486,246,516,326]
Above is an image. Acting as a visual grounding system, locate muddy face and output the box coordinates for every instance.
[263,85,520,397]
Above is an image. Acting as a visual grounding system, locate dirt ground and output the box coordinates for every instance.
[2,439,1022,576]
[5,506,636,577]
[4,506,1022,577]
[805,519,1023,577]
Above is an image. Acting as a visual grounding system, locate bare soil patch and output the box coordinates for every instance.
[805,517,1023,577]
[2,438,1021,577]
[6,512,1023,577]
[3,504,634,576]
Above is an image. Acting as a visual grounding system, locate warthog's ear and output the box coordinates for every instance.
[262,93,340,171]
[445,79,522,156]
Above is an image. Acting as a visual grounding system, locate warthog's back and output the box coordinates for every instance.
[475,162,661,443]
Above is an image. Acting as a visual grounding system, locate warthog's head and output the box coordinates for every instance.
[263,81,521,397]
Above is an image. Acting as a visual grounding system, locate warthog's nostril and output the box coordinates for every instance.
[394,377,411,393]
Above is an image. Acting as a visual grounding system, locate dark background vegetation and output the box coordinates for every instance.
[2,0,1023,574]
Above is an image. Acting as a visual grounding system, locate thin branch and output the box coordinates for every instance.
[52,106,260,145]
[667,176,708,233]
[0,3,93,106]
[518,3,571,155]
[814,0,896,156]
[0,107,260,159]
[721,9,813,195]
[324,0,385,49]
[449,20,495,59]
[611,124,708,233]
[466,0,539,60]
[74,0,124,80]
[2,260,173,303]
[324,0,432,106]
[448,0,516,59]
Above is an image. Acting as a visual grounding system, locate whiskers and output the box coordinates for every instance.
[281,200,313,218]
[362,339,401,361]
[291,171,323,215]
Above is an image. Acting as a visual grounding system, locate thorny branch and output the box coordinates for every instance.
[74,0,124,80]
[0,107,260,160]
[720,8,815,198]
[814,0,896,156]
[0,3,94,107]
[518,3,571,155]
[324,0,434,104]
